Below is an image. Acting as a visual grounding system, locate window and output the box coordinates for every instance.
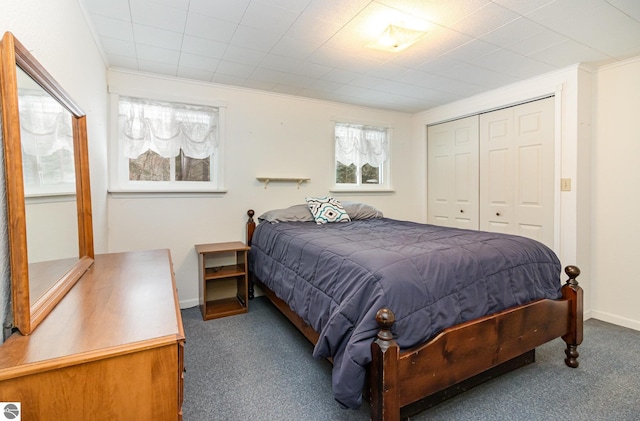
[112,96,224,193]
[19,92,76,196]
[334,122,390,190]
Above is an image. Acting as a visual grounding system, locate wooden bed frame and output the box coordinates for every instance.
[246,210,583,421]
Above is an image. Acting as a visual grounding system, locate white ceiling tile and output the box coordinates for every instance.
[240,2,300,34]
[452,2,521,38]
[241,79,277,91]
[490,0,557,15]
[222,46,266,66]
[401,69,484,97]
[500,26,568,56]
[136,44,180,65]
[469,49,556,78]
[309,78,343,92]
[479,17,550,49]
[290,61,333,79]
[215,61,256,78]
[250,67,287,84]
[270,37,323,60]
[366,62,410,80]
[433,61,519,88]
[177,67,214,81]
[101,38,137,58]
[285,14,342,44]
[230,26,281,52]
[271,84,307,96]
[147,0,190,10]
[137,59,177,75]
[188,0,251,22]
[376,0,492,26]
[528,39,613,67]
[178,53,220,71]
[260,54,301,73]
[301,0,371,26]
[107,55,139,69]
[608,0,640,21]
[181,35,227,59]
[83,0,131,20]
[133,24,183,50]
[309,46,383,73]
[257,0,312,13]
[389,27,473,68]
[129,0,188,33]
[272,73,314,89]
[320,69,360,84]
[184,13,237,43]
[527,0,640,60]
[90,15,134,42]
[210,73,247,86]
[441,39,499,63]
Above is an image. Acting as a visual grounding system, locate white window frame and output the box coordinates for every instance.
[331,120,393,192]
[108,92,226,196]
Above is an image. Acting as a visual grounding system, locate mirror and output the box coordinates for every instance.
[1,32,94,335]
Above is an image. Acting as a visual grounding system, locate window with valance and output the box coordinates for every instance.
[334,122,390,188]
[116,96,222,190]
[19,93,75,196]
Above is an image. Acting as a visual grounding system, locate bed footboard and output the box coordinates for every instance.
[370,266,583,421]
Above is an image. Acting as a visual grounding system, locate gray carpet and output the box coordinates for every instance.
[182,297,640,420]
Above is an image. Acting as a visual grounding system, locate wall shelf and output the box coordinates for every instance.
[256,177,310,189]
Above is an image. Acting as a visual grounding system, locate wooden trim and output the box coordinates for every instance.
[1,31,30,334]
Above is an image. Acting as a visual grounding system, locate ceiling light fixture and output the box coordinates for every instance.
[368,24,426,52]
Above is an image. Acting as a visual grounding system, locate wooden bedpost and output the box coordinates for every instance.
[247,209,255,246]
[247,210,256,299]
[370,308,400,421]
[561,265,583,368]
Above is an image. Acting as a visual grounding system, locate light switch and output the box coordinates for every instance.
[561,178,571,191]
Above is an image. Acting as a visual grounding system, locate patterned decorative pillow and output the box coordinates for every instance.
[305,196,351,224]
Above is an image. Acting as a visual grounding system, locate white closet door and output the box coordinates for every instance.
[427,115,479,229]
[480,97,555,247]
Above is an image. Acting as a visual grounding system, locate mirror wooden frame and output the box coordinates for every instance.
[0,32,94,335]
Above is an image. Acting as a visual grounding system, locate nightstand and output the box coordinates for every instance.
[195,241,250,320]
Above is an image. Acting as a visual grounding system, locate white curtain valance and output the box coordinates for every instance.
[19,93,74,157]
[335,123,388,167]
[119,96,219,160]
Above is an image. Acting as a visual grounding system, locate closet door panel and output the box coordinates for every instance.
[427,116,479,229]
[513,98,555,246]
[480,97,554,247]
[427,126,454,226]
[480,110,513,232]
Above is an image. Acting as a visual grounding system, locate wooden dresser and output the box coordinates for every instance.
[0,249,185,420]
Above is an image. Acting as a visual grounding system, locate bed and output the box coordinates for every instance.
[245,201,583,421]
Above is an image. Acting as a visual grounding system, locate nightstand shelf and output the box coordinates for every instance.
[196,241,250,320]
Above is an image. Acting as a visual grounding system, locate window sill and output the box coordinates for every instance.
[108,189,227,199]
[330,188,395,194]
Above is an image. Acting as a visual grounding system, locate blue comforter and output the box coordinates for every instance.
[248,218,562,409]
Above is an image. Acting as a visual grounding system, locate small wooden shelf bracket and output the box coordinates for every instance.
[256,177,310,189]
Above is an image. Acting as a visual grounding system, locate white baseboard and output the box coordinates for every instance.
[179,297,199,309]
[591,310,640,332]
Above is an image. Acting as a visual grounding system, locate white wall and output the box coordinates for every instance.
[413,65,594,319]
[591,57,640,330]
[1,0,109,254]
[106,70,417,308]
